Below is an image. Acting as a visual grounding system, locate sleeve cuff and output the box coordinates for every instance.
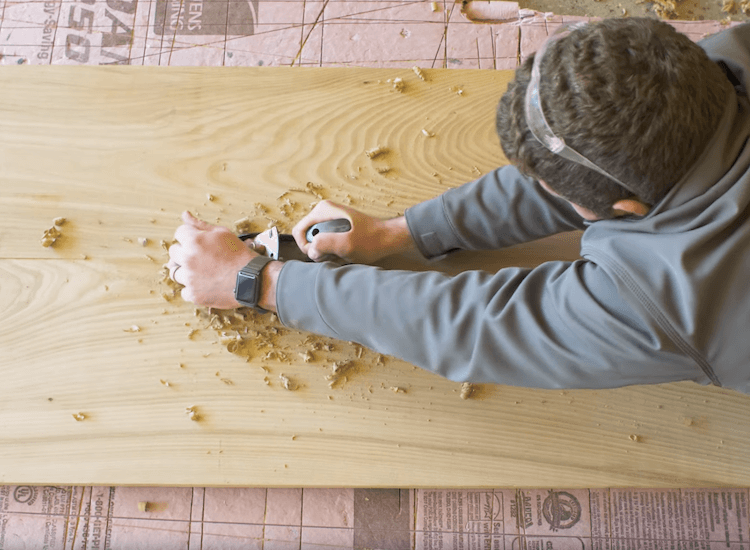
[404,194,464,259]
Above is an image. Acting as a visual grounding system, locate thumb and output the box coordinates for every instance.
[307,232,350,262]
[182,211,213,231]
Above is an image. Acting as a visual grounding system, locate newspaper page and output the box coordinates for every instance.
[414,489,749,550]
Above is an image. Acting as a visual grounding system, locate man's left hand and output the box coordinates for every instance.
[167,211,257,309]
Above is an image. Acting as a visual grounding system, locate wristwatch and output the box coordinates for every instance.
[235,255,274,312]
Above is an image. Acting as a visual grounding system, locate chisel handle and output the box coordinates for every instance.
[305,218,352,243]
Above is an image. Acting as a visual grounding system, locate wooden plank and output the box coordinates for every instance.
[1,66,749,488]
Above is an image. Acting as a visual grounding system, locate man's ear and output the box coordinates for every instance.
[612,198,650,217]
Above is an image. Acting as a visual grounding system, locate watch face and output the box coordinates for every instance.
[235,272,259,305]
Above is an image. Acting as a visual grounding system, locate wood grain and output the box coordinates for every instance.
[1,66,748,488]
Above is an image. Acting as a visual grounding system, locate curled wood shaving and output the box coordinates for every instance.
[233,216,256,234]
[460,382,476,400]
[390,386,406,394]
[412,65,427,81]
[279,373,297,390]
[53,217,66,226]
[185,405,200,421]
[72,412,86,421]
[41,226,62,248]
[365,145,388,159]
[123,325,141,333]
[392,78,405,93]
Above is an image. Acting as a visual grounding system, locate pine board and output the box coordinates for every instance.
[1,66,748,488]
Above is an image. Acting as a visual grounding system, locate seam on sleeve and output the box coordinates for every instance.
[440,193,472,251]
[311,263,342,338]
[588,250,723,387]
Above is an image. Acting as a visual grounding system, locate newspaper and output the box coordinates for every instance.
[0,485,746,549]
[413,489,749,550]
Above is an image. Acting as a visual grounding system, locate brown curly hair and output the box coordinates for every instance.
[496,17,731,219]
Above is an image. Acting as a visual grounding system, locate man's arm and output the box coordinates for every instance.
[292,165,586,265]
[404,165,586,259]
[274,258,705,389]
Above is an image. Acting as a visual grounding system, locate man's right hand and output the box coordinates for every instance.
[292,200,415,264]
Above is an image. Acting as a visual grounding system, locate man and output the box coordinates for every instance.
[168,18,750,393]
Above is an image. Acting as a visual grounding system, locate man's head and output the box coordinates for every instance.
[496,17,731,219]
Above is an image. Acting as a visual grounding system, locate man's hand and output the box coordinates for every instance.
[167,211,257,309]
[292,200,416,264]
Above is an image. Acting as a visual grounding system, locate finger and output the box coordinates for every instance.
[174,223,201,245]
[308,233,350,261]
[168,242,186,265]
[181,210,214,231]
[166,259,185,285]
[180,285,196,305]
[292,200,349,253]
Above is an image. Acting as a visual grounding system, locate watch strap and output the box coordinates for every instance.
[235,255,274,312]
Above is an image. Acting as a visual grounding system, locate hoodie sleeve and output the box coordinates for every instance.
[276,257,704,389]
[404,165,586,259]
[700,22,750,97]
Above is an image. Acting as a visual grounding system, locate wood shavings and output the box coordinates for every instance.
[722,0,737,12]
[460,382,476,400]
[233,216,257,234]
[41,225,62,248]
[298,351,314,363]
[138,237,149,247]
[185,405,201,421]
[629,434,642,442]
[72,412,86,422]
[365,145,388,159]
[279,373,297,390]
[220,378,233,385]
[53,217,66,226]
[421,129,435,138]
[326,360,354,388]
[652,0,677,18]
[305,181,325,200]
[123,325,141,333]
[160,379,171,387]
[431,1,440,11]
[741,0,750,14]
[138,502,152,512]
[376,166,391,174]
[390,386,406,393]
[412,66,427,81]
[390,77,405,93]
[263,350,289,362]
[206,193,216,202]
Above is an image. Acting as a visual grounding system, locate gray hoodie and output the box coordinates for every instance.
[277,23,750,394]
